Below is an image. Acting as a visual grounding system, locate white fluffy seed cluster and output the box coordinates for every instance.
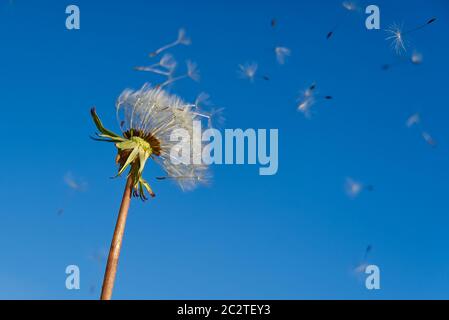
[116,84,210,190]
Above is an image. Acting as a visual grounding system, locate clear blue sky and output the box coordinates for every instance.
[0,0,449,299]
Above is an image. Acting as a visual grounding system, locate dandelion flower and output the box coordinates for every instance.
[275,46,291,65]
[91,84,212,299]
[149,28,191,57]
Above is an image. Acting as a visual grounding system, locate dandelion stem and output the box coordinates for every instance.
[100,176,134,300]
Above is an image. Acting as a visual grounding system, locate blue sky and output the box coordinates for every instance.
[0,0,449,299]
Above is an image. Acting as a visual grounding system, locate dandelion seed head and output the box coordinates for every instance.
[275,46,291,65]
[115,84,211,191]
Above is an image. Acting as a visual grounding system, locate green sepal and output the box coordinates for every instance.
[90,108,123,139]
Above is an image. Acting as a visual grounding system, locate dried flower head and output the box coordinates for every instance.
[91,84,211,200]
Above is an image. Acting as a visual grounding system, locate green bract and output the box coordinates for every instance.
[90,108,155,200]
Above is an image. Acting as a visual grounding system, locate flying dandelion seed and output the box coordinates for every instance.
[193,93,225,129]
[275,46,291,65]
[406,113,437,148]
[345,178,372,198]
[206,107,226,128]
[326,1,359,40]
[382,50,423,71]
[160,60,200,88]
[91,83,213,299]
[297,83,332,118]
[354,245,373,275]
[64,172,87,192]
[238,62,258,82]
[406,113,421,128]
[385,18,437,55]
[345,178,363,198]
[364,244,373,260]
[422,131,437,148]
[186,60,200,81]
[238,61,270,82]
[411,51,423,65]
[149,28,191,57]
[354,262,369,274]
[194,92,211,108]
[134,53,177,76]
[342,0,357,11]
[385,23,407,55]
